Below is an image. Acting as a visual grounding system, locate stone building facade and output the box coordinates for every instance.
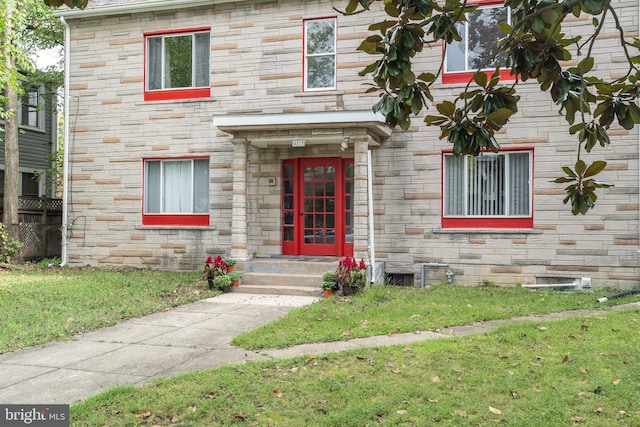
[56,0,639,288]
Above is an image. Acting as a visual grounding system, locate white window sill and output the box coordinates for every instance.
[295,90,344,97]
[434,228,542,235]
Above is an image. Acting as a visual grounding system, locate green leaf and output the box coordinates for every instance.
[346,0,361,14]
[473,71,487,88]
[486,108,514,127]
[498,21,512,35]
[584,161,607,178]
[575,160,587,177]
[582,0,606,15]
[577,57,594,74]
[553,176,577,183]
[569,123,585,134]
[436,100,456,117]
[425,115,449,126]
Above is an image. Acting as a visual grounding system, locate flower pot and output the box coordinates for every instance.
[226,264,234,273]
[342,285,357,296]
[231,279,240,287]
[323,290,334,298]
[222,285,232,293]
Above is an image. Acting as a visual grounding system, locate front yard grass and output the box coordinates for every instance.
[232,284,635,349]
[71,307,640,426]
[0,266,217,354]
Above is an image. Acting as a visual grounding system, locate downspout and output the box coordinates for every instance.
[59,16,70,266]
[367,150,375,283]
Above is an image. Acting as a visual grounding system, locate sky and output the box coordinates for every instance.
[35,46,62,69]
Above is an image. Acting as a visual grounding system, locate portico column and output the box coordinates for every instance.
[231,138,249,260]
[353,137,369,261]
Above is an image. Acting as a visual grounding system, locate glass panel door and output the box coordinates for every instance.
[282,158,353,257]
[300,159,339,256]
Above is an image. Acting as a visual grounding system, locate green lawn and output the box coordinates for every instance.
[2,267,638,426]
[232,284,633,349]
[71,308,640,426]
[0,266,218,354]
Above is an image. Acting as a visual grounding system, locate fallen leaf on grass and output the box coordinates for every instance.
[273,390,283,398]
[432,375,441,383]
[428,399,439,403]
[305,356,315,364]
[343,328,351,336]
[396,410,407,415]
[489,406,502,415]
[232,412,248,419]
[562,355,570,363]
[188,406,196,412]
[579,367,589,374]
[136,412,152,419]
[455,410,467,417]
[594,407,603,414]
[613,378,621,385]
[571,415,583,422]
[537,326,547,331]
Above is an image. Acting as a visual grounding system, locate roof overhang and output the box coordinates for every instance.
[53,0,237,18]
[213,111,392,148]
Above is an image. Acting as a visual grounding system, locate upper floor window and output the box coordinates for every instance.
[442,150,533,228]
[19,85,45,130]
[304,18,337,91]
[144,28,211,102]
[143,157,210,226]
[0,170,42,197]
[443,1,512,84]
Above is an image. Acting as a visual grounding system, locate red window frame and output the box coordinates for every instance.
[302,17,337,92]
[143,27,211,102]
[141,156,210,227]
[441,147,534,229]
[441,0,514,85]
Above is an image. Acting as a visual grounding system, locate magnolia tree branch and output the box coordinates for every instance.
[347,0,638,214]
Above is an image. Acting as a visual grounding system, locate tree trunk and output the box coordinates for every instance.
[3,86,20,240]
[2,3,20,242]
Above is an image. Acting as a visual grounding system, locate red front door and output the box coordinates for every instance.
[282,158,354,257]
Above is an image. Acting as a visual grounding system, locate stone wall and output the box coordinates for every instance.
[64,0,639,287]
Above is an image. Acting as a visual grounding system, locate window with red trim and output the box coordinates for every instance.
[144,28,211,101]
[442,1,513,84]
[303,17,337,91]
[442,150,533,229]
[142,158,210,226]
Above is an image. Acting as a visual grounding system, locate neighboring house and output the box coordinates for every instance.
[0,83,58,201]
[0,82,62,259]
[55,0,639,288]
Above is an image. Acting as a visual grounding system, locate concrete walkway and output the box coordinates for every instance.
[1,293,638,405]
[0,294,319,404]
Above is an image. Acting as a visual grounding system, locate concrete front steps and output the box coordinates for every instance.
[231,257,338,297]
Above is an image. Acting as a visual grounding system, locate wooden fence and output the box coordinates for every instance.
[0,196,63,261]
